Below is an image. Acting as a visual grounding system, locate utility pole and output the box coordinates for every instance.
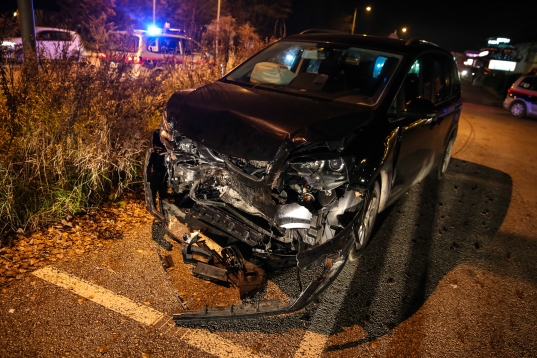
[17,0,36,65]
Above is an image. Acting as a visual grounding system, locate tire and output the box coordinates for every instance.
[436,136,455,180]
[349,180,380,261]
[509,101,526,118]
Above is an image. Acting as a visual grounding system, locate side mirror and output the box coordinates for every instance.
[400,97,436,119]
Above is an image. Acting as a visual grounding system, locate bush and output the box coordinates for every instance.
[0,30,219,236]
[0,15,265,237]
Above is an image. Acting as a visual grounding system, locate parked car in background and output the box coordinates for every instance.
[503,75,537,118]
[2,27,85,62]
[145,31,462,321]
[99,28,203,77]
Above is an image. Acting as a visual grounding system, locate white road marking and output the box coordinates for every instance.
[294,331,329,358]
[294,258,361,358]
[33,266,268,358]
[33,266,164,326]
[182,328,270,358]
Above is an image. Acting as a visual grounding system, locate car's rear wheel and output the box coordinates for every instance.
[349,180,380,261]
[510,101,526,118]
[436,135,455,179]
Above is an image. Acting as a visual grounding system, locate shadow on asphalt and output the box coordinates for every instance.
[324,157,514,351]
[167,158,517,342]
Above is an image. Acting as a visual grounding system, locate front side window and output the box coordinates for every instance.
[224,41,403,105]
[403,57,431,107]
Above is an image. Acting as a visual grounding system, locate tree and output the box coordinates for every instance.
[202,16,270,72]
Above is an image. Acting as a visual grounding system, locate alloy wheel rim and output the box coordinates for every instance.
[512,103,524,116]
[357,191,378,246]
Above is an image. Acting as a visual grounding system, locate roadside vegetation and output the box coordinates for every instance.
[0,15,269,242]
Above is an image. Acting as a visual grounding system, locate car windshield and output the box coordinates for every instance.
[225,40,402,105]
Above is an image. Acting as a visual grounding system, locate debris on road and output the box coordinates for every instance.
[180,237,267,299]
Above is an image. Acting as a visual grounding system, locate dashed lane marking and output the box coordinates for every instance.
[294,331,329,358]
[33,266,269,358]
[293,258,362,357]
[33,266,164,326]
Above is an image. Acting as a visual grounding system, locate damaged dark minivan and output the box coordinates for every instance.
[145,31,462,321]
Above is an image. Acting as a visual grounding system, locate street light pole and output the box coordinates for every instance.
[215,0,221,64]
[351,8,357,35]
[351,6,371,35]
[153,0,156,25]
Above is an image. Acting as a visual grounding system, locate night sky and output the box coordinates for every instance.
[2,0,536,52]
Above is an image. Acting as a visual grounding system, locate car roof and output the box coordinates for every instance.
[284,32,444,56]
[34,27,77,34]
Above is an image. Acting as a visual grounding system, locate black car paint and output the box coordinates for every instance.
[145,34,462,321]
[166,81,375,161]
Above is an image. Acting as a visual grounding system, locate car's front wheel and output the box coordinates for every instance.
[349,180,380,261]
[510,101,526,118]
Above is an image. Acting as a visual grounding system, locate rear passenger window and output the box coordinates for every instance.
[53,31,72,41]
[519,77,537,90]
[159,37,180,54]
[37,31,72,41]
[428,54,460,103]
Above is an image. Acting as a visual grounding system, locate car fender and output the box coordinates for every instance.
[347,124,398,209]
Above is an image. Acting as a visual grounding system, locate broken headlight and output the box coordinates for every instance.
[288,158,348,191]
[159,110,177,144]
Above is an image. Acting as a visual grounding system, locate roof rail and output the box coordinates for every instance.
[405,38,439,47]
[299,29,345,35]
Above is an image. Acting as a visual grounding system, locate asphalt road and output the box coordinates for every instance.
[1,101,537,357]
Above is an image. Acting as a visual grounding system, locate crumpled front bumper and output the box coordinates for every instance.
[144,136,360,321]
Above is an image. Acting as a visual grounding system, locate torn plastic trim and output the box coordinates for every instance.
[173,247,350,322]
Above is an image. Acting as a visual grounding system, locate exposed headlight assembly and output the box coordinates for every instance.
[288,158,349,191]
[159,110,177,143]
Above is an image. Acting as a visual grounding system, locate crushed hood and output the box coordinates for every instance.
[167,81,374,160]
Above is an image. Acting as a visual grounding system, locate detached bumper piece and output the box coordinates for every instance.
[180,237,267,299]
[176,300,282,320]
[174,250,349,322]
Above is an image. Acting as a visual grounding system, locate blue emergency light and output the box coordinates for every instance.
[147,26,162,35]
